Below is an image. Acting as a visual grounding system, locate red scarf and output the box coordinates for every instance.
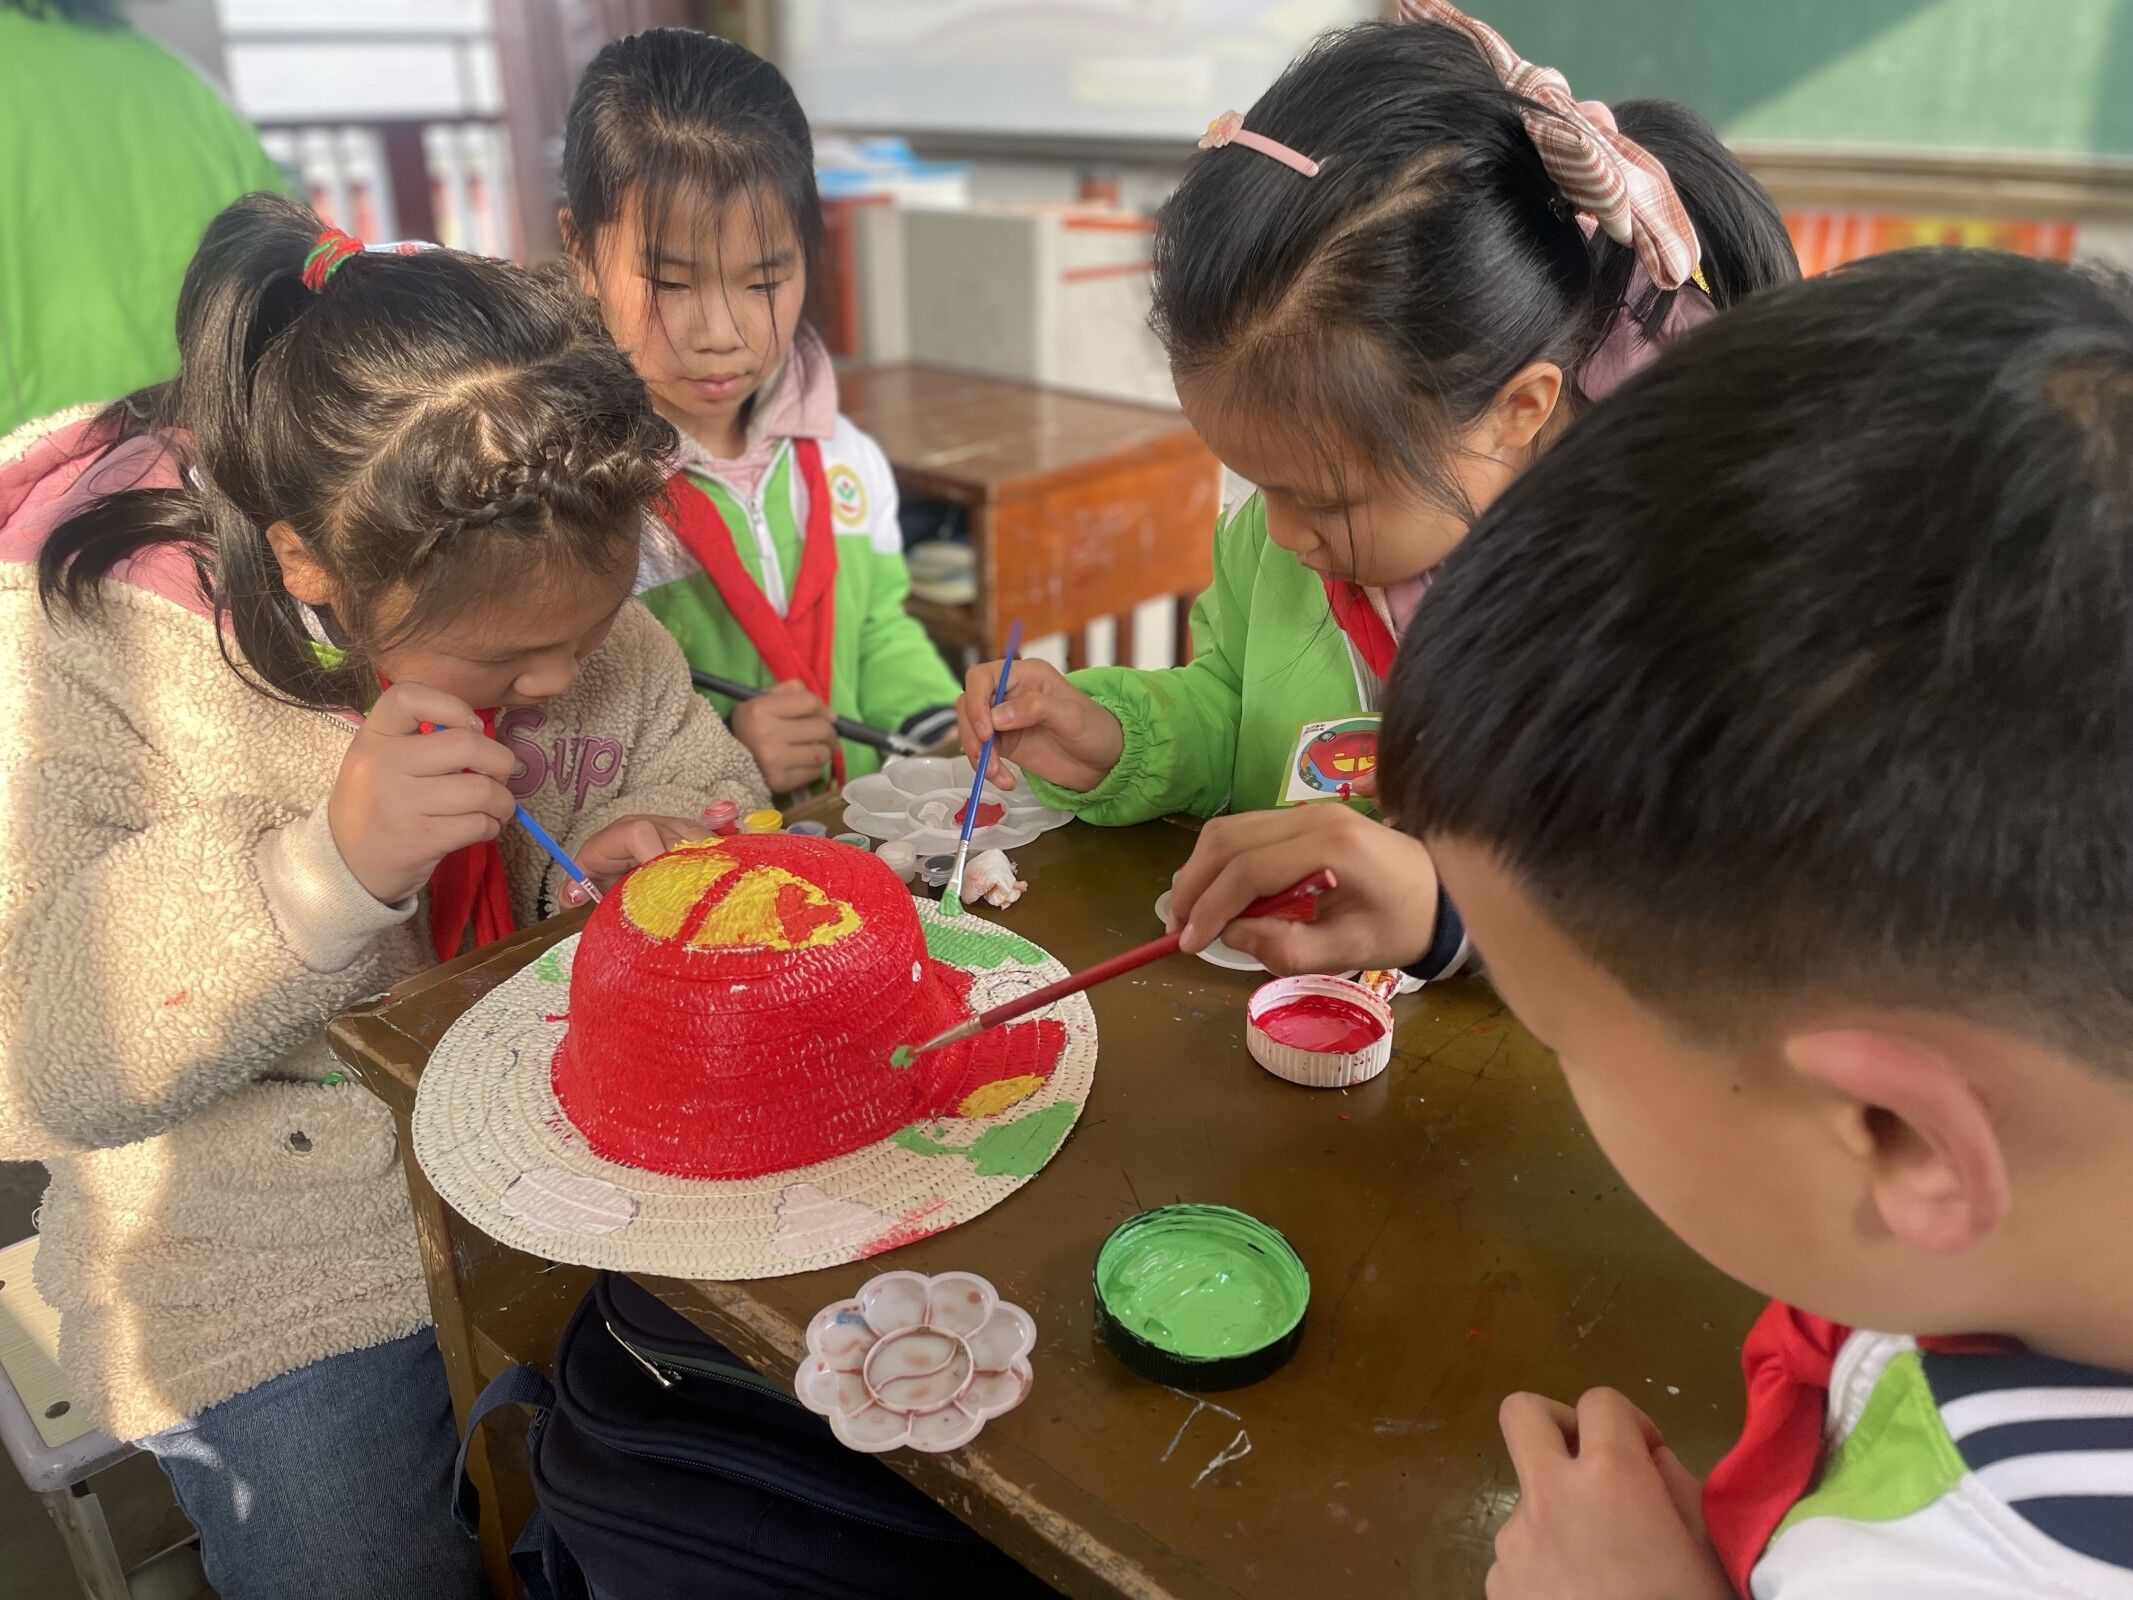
[420,705,517,963]
[660,438,843,784]
[1702,1301,2019,1595]
[1701,1303,1850,1595]
[1321,577,1400,683]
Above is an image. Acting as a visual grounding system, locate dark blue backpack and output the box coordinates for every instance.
[456,1272,1056,1600]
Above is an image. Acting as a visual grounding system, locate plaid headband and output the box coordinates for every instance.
[301,227,441,293]
[1399,0,1704,292]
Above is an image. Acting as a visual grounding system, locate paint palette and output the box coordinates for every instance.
[796,1270,1035,1452]
[841,756,1071,855]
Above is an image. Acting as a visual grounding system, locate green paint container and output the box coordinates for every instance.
[1092,1204,1309,1390]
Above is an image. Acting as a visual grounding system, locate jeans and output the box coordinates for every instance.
[144,1330,486,1600]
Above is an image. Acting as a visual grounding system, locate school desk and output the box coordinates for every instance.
[328,819,1763,1600]
[837,364,1222,668]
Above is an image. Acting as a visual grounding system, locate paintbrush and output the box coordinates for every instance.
[945,620,1024,916]
[516,804,601,905]
[688,669,925,757]
[419,720,600,904]
[895,868,1336,1064]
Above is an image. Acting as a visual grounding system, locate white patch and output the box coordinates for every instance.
[499,1169,638,1235]
[773,1183,891,1259]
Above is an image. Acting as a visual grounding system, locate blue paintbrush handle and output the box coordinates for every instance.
[513,804,592,891]
[960,621,1026,850]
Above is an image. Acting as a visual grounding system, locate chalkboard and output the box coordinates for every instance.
[1440,0,2133,161]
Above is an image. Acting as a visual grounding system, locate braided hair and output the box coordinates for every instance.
[38,193,677,708]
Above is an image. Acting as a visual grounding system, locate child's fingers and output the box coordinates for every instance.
[1499,1392,1578,1483]
[1576,1388,1666,1456]
[1652,1448,1706,1536]
[961,663,1003,744]
[420,773,518,822]
[764,681,830,718]
[1169,811,1295,925]
[368,682,479,738]
[653,816,711,849]
[399,727,517,781]
[424,810,505,856]
[598,817,670,871]
[1178,831,1334,951]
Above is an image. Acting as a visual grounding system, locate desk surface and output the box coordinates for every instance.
[840,364,1197,493]
[334,819,1759,1600]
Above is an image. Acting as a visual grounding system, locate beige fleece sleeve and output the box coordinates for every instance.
[550,603,769,900]
[0,604,413,1160]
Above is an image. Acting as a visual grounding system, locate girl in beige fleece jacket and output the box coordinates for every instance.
[0,194,766,1599]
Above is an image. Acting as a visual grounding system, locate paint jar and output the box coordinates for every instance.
[1245,975,1395,1088]
[1093,1204,1309,1390]
[876,841,919,883]
[916,853,957,895]
[700,799,741,837]
[833,832,872,850]
[741,808,784,835]
[787,820,829,837]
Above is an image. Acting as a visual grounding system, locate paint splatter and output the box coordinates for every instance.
[965,1101,1078,1177]
[162,989,189,1008]
[535,946,570,985]
[920,916,1046,971]
[891,1100,1079,1178]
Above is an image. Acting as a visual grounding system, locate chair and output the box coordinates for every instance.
[0,1234,152,1598]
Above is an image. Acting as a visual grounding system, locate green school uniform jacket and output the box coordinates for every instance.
[635,350,959,785]
[0,12,285,432]
[1028,494,1376,823]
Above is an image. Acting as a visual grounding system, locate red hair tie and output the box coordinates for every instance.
[301,227,364,293]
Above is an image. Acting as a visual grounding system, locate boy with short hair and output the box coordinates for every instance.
[1393,248,2133,1596]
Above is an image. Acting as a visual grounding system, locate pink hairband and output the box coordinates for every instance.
[1400,0,1703,292]
[1197,110,1320,179]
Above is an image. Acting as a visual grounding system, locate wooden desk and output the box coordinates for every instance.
[330,821,1761,1600]
[839,365,1222,667]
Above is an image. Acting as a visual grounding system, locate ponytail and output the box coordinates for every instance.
[1596,99,1798,333]
[1152,18,1798,505]
[39,192,676,710]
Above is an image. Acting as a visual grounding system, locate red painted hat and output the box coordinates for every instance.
[552,834,1061,1180]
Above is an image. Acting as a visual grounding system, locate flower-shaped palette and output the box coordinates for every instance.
[796,1270,1035,1452]
[841,756,1070,855]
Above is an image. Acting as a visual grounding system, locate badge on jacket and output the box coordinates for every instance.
[1280,715,1380,805]
[826,464,868,529]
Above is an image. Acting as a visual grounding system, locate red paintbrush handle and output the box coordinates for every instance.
[962,867,1338,1035]
[966,933,1183,1035]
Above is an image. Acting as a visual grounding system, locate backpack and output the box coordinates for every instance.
[455,1272,1056,1600]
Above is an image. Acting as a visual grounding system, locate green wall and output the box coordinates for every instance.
[1465,1,2133,158]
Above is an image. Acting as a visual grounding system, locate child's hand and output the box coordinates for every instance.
[558,815,710,905]
[1168,805,1440,974]
[329,683,519,905]
[1489,1390,1731,1600]
[956,659,1123,793]
[730,680,837,792]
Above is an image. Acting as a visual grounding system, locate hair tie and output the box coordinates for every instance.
[301,228,363,292]
[1398,0,1702,292]
[1197,110,1321,179]
[300,229,442,293]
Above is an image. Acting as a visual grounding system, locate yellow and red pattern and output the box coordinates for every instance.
[1784,210,2076,280]
[619,838,861,953]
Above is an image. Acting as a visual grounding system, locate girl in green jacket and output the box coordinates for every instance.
[564,30,960,797]
[960,6,1797,978]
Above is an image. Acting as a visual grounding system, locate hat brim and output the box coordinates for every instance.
[411,898,1097,1279]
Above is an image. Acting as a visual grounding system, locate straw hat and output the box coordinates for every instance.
[412,835,1096,1278]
